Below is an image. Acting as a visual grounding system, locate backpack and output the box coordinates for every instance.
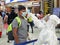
[7,16,21,40]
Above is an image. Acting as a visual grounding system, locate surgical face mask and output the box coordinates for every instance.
[22,12,27,17]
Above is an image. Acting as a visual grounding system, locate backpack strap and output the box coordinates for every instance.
[7,24,12,33]
[7,16,21,33]
[15,16,21,27]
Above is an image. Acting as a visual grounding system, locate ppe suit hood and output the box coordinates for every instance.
[49,15,60,24]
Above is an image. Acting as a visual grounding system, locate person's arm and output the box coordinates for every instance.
[13,27,19,44]
[12,19,19,44]
[4,15,8,23]
[27,32,31,40]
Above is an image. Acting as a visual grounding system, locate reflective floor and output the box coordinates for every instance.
[0,28,60,45]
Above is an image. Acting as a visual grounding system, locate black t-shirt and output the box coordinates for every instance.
[6,11,17,25]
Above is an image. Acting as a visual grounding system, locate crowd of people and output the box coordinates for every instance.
[0,5,35,45]
[0,5,60,45]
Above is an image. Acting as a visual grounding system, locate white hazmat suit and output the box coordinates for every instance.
[27,13,60,45]
[35,15,60,45]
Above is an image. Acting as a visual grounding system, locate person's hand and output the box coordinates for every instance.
[16,41,20,44]
[28,37,31,40]
[4,15,8,23]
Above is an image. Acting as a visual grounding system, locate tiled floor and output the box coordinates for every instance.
[0,28,60,45]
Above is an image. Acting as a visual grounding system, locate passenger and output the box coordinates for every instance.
[12,5,29,44]
[36,15,60,45]
[26,13,34,33]
[4,6,17,42]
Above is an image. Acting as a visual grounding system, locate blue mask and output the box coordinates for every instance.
[22,12,27,17]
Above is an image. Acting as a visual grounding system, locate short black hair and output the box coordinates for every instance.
[39,11,42,14]
[18,5,26,11]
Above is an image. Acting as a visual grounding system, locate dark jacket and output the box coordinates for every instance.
[0,12,2,16]
[6,11,17,25]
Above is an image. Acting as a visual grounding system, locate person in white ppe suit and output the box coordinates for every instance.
[27,13,46,29]
[35,15,60,45]
[26,13,60,45]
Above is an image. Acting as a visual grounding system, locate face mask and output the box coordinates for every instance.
[22,12,27,17]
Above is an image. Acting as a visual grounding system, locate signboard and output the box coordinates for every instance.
[53,8,60,18]
[32,2,40,6]
[5,0,27,4]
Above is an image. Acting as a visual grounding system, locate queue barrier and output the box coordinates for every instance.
[15,39,38,45]
[15,38,60,45]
